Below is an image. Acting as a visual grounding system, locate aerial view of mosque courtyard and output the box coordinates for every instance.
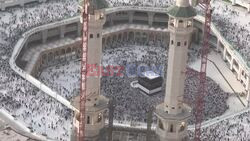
[0,0,250,140]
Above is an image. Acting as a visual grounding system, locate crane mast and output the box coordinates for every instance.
[194,0,212,140]
[79,0,89,141]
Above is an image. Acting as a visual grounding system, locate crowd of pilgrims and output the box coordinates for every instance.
[39,60,81,101]
[211,0,250,65]
[0,0,79,140]
[0,0,249,140]
[107,0,250,64]
[107,0,174,7]
[100,38,229,125]
[38,35,229,127]
[189,110,250,140]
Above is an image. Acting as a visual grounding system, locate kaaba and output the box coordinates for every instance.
[138,71,163,95]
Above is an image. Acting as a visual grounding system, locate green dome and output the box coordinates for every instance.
[167,5,197,18]
[91,0,109,10]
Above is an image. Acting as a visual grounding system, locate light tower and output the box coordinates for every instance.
[76,0,109,141]
[154,0,196,141]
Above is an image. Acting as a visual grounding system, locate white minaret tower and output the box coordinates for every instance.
[84,4,109,141]
[72,1,109,141]
[155,0,196,141]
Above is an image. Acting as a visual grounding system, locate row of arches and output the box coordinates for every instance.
[40,46,81,66]
[218,40,249,91]
[102,30,169,49]
[30,45,82,77]
[105,11,168,27]
[158,119,186,133]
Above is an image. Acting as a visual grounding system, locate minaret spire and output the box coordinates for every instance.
[89,0,109,14]
[176,0,190,7]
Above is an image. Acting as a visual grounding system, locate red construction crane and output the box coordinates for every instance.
[79,0,89,141]
[194,0,212,141]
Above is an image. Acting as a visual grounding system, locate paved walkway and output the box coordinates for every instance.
[0,109,51,141]
[208,51,245,93]
[189,51,245,94]
[189,51,246,115]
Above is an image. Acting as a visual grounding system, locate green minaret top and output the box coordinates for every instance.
[89,0,109,10]
[167,0,196,18]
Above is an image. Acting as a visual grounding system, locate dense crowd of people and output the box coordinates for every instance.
[39,61,81,101]
[211,0,250,64]
[184,70,230,124]
[0,0,79,140]
[106,0,250,65]
[39,36,229,127]
[107,0,174,7]
[0,83,73,140]
[0,0,249,140]
[102,40,168,125]
[101,39,229,125]
[189,110,250,140]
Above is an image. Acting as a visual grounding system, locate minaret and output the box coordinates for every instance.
[73,0,109,141]
[154,0,196,141]
[84,1,109,140]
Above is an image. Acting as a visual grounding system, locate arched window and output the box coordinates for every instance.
[187,20,192,27]
[170,124,174,132]
[158,120,164,130]
[177,42,181,46]
[97,113,102,123]
[170,18,175,27]
[90,34,93,39]
[87,116,90,124]
[99,13,104,19]
[179,122,185,132]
